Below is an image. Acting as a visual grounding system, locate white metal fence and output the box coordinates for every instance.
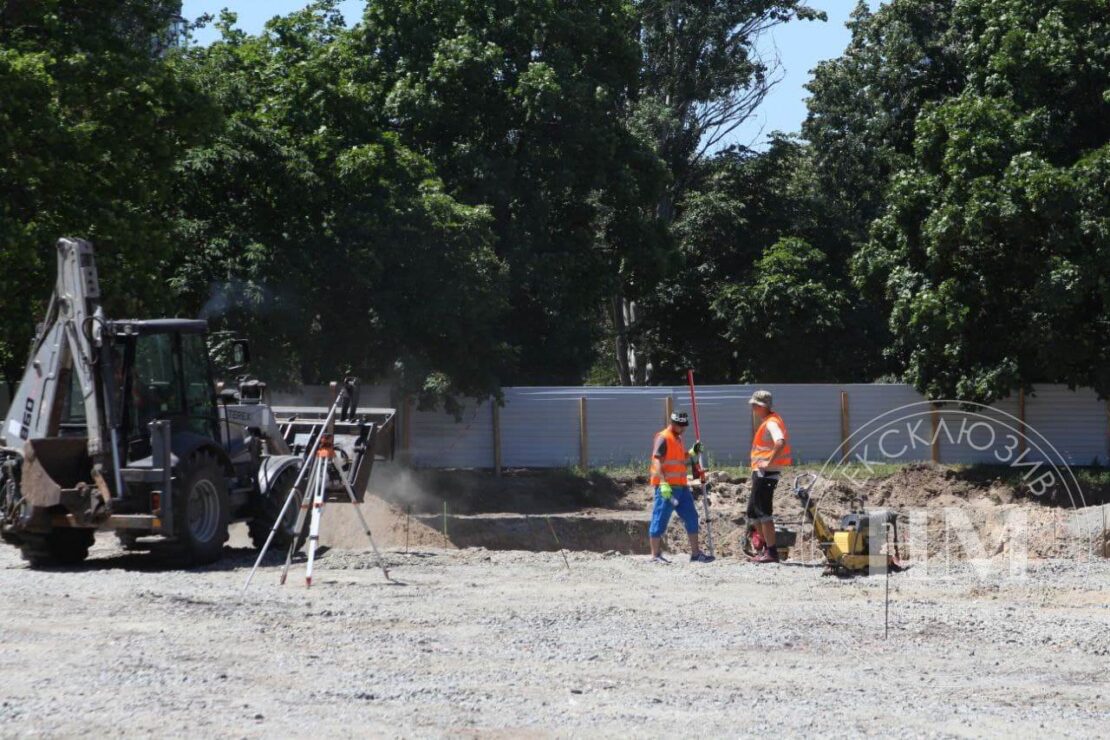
[4,382,1104,469]
[395,383,1109,469]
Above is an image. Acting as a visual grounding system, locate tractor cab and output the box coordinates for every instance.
[108,320,220,463]
[56,319,221,463]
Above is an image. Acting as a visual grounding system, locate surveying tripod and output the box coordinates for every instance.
[243,380,391,593]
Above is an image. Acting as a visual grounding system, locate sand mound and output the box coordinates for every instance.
[319,495,450,550]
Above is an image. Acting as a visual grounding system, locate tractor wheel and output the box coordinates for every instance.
[172,452,230,565]
[248,465,307,552]
[20,528,95,567]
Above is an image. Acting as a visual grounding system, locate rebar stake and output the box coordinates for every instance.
[546,516,571,572]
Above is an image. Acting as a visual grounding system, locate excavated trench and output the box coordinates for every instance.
[313,465,1109,560]
[412,511,652,554]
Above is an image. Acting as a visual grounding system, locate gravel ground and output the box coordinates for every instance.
[1,535,1108,738]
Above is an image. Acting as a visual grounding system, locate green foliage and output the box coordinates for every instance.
[609,2,825,385]
[712,237,853,382]
[642,137,887,383]
[856,0,1110,402]
[361,0,665,385]
[3,0,1107,406]
[170,4,510,406]
[634,0,825,188]
[803,0,962,240]
[0,0,213,385]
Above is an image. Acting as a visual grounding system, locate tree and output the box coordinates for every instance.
[803,0,962,245]
[171,5,509,409]
[640,136,884,383]
[611,0,825,384]
[856,0,1110,401]
[0,0,212,388]
[359,0,663,386]
[712,237,854,382]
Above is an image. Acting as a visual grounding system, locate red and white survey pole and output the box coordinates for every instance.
[686,369,715,559]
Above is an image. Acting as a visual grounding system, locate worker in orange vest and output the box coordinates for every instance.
[747,390,792,563]
[649,411,714,563]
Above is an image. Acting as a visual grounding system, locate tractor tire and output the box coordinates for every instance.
[248,465,307,552]
[171,452,230,565]
[20,528,95,568]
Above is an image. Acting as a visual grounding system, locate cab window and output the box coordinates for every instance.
[130,333,183,434]
[181,333,217,437]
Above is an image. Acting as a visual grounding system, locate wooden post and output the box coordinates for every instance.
[492,401,502,477]
[664,396,674,426]
[1018,387,1027,459]
[402,394,413,465]
[840,390,850,462]
[750,393,758,436]
[930,402,941,464]
[578,397,588,471]
[1105,399,1110,467]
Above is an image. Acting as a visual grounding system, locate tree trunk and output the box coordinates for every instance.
[610,295,652,386]
[610,295,632,386]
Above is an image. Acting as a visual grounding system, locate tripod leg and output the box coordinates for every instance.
[242,460,309,595]
[331,457,392,582]
[281,457,317,586]
[304,457,327,587]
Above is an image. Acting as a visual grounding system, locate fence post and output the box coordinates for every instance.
[664,396,673,426]
[402,394,413,465]
[579,397,588,471]
[492,401,502,477]
[930,402,941,464]
[840,390,850,462]
[1018,387,1027,459]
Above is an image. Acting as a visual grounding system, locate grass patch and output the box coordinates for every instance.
[580,461,910,481]
[572,461,1110,487]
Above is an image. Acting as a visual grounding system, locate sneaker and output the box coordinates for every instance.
[690,553,715,563]
[752,550,779,564]
[650,554,671,564]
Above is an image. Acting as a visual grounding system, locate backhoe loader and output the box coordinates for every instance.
[0,237,394,566]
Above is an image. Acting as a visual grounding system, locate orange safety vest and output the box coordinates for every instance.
[649,427,689,486]
[751,412,792,469]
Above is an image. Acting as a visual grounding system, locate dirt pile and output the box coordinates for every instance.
[318,495,449,551]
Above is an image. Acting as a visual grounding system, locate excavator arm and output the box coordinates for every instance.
[3,238,110,453]
[0,237,127,517]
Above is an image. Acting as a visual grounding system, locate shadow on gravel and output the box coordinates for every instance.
[773,561,828,569]
[38,546,288,573]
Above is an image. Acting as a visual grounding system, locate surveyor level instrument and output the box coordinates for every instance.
[685,370,715,559]
[243,381,392,593]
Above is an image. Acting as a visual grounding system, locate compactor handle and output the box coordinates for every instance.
[793,472,817,499]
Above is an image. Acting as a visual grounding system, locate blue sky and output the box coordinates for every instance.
[181,0,880,147]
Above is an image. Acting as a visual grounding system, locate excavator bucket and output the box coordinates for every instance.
[19,438,104,527]
[21,438,92,508]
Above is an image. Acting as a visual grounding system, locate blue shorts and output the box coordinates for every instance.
[649,486,699,537]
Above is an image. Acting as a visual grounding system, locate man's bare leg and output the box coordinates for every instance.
[760,520,775,547]
[650,536,663,557]
[687,531,701,556]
